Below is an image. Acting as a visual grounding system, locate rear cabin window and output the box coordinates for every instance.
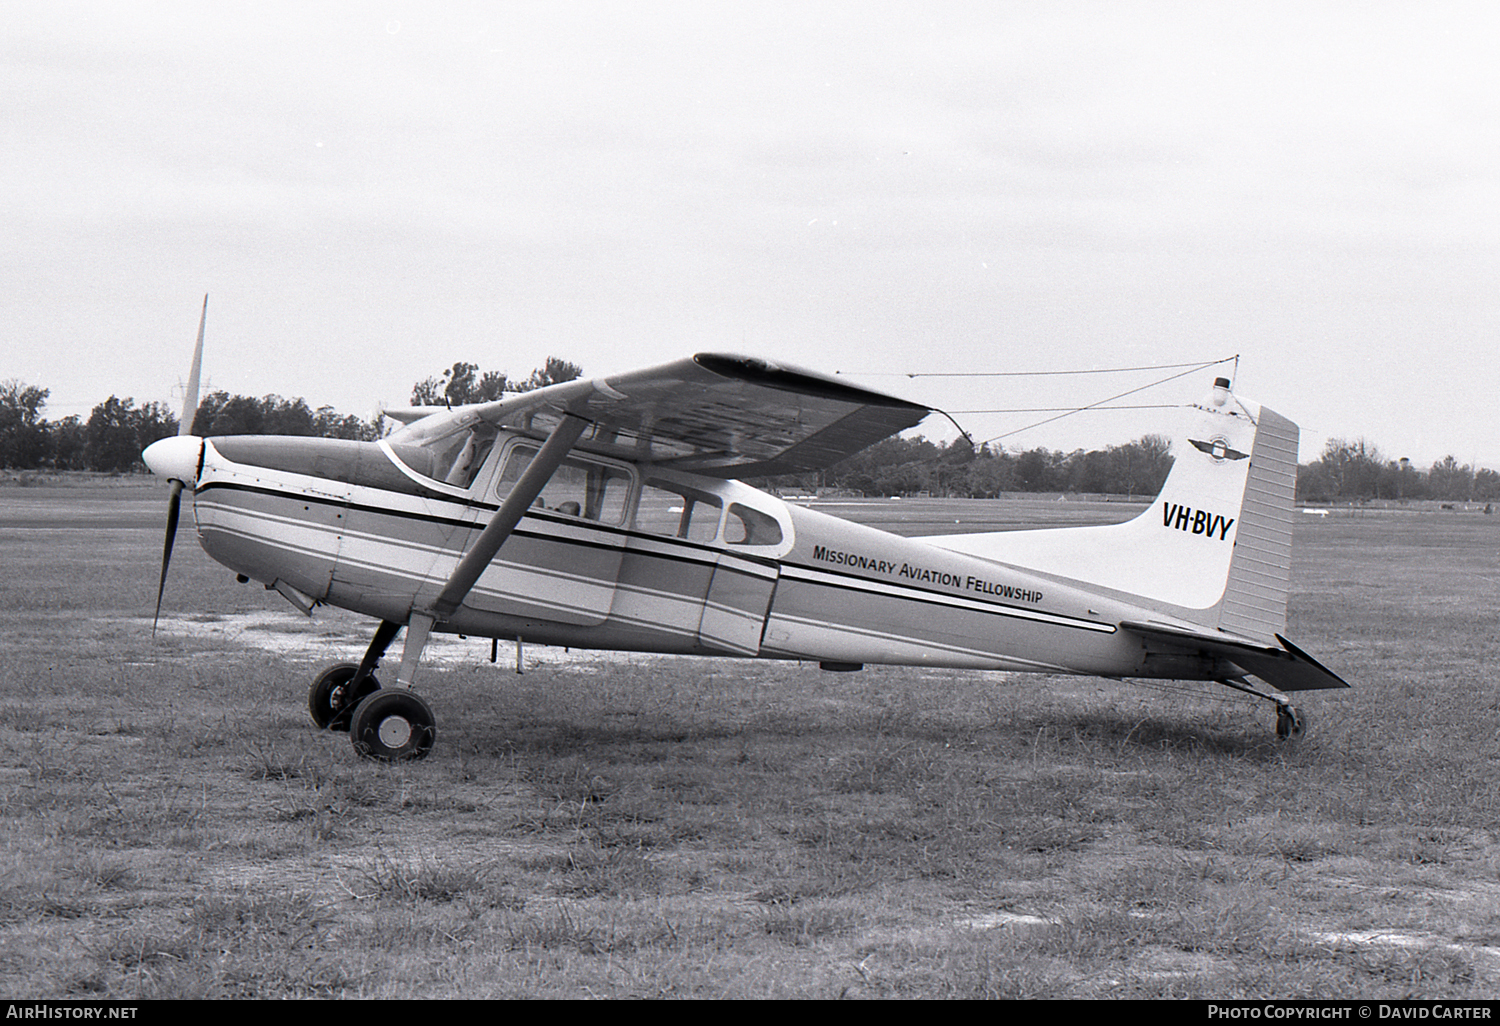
[497,445,630,524]
[635,480,722,543]
[725,503,784,547]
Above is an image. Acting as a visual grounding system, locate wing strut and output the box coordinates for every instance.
[393,413,590,687]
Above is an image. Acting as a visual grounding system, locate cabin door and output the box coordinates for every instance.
[697,553,779,656]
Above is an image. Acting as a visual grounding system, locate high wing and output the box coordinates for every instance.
[385,353,932,478]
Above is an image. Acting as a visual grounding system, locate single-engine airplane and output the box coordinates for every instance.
[143,303,1347,761]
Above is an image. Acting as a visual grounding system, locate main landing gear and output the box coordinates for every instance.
[1216,677,1306,739]
[308,619,437,761]
[305,414,588,763]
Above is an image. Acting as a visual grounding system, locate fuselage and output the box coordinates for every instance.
[182,431,1212,681]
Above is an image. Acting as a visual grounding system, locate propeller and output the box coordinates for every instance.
[145,295,207,635]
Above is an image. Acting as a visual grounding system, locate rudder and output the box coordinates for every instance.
[1215,405,1298,638]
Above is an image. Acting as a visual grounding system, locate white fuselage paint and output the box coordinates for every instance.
[187,433,1218,681]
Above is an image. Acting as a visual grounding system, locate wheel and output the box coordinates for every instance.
[309,663,379,732]
[1275,704,1306,740]
[348,690,436,762]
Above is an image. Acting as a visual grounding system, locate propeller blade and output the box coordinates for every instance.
[151,296,207,636]
[181,294,206,435]
[152,479,183,636]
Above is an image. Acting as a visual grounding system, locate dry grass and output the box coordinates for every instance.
[1,483,1498,997]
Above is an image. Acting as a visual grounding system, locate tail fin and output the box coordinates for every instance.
[926,378,1299,639]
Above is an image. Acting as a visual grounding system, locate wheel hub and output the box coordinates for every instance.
[377,714,413,749]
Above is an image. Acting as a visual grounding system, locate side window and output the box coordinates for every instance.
[725,503,784,547]
[636,480,721,543]
[497,445,629,524]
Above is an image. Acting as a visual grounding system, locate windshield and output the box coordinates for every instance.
[387,423,499,489]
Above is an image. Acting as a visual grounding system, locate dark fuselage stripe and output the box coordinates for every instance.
[776,562,1114,634]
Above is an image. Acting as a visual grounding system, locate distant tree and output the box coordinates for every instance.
[1296,461,1333,503]
[1311,438,1386,500]
[1111,433,1173,498]
[257,396,319,436]
[1384,457,1424,501]
[410,356,582,406]
[928,437,976,497]
[823,435,927,495]
[84,396,177,472]
[521,357,584,392]
[959,443,1015,498]
[796,430,1177,498]
[1063,448,1105,493]
[48,415,87,470]
[1014,448,1059,492]
[187,391,378,440]
[0,380,52,469]
[313,405,382,441]
[1429,455,1475,502]
[191,392,270,435]
[411,361,509,406]
[474,369,510,401]
[1474,468,1500,501]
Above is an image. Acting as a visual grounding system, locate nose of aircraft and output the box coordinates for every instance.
[142,435,203,484]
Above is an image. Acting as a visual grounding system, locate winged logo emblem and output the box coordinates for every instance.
[1190,437,1249,462]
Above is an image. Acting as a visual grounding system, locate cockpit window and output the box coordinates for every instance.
[497,444,630,524]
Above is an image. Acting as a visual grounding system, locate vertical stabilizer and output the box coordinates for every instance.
[924,378,1302,641]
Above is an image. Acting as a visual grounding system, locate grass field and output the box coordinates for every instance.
[1,479,1498,998]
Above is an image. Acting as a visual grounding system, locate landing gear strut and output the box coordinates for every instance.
[1217,677,1306,740]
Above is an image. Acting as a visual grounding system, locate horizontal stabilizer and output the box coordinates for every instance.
[1121,620,1349,693]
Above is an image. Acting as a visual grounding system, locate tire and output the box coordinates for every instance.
[348,690,436,762]
[309,663,379,732]
[1275,705,1306,740]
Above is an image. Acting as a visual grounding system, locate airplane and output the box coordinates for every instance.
[143,303,1347,761]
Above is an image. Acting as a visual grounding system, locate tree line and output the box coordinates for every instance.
[0,358,583,475]
[1298,438,1500,503]
[825,434,1500,503]
[764,433,1177,499]
[0,380,381,474]
[4,368,1497,502]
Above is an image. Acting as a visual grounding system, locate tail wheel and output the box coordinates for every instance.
[349,690,436,761]
[309,663,379,732]
[1275,704,1306,740]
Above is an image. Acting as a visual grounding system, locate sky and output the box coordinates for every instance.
[6,1,1497,468]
